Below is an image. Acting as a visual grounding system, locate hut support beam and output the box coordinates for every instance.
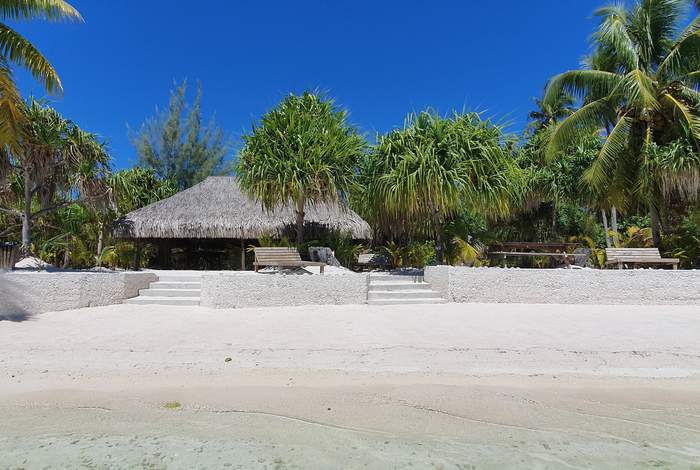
[133,241,142,271]
[240,238,245,270]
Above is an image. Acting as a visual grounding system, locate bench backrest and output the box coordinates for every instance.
[605,248,661,260]
[254,247,302,263]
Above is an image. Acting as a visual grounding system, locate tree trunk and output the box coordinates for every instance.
[295,196,305,246]
[610,206,619,247]
[601,209,611,248]
[96,222,104,266]
[551,202,557,238]
[432,209,444,264]
[21,170,32,256]
[62,247,70,269]
[650,205,662,248]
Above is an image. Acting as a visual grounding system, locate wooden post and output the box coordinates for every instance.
[240,238,245,271]
[133,240,142,271]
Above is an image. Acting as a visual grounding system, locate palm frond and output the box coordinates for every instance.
[546,98,609,159]
[0,0,81,21]
[583,114,632,192]
[621,69,661,111]
[0,23,61,93]
[543,70,622,106]
[660,91,700,141]
[0,59,24,151]
[593,3,639,70]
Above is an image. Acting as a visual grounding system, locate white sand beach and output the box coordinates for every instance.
[1,302,699,469]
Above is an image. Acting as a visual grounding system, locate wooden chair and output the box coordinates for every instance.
[253,247,326,274]
[605,248,679,269]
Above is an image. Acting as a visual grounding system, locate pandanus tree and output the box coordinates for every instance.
[0,0,81,150]
[237,92,366,245]
[0,100,110,254]
[544,0,700,246]
[356,111,523,263]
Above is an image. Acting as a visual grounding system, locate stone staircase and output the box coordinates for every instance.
[125,272,201,306]
[367,273,447,305]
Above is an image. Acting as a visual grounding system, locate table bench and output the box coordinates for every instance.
[488,242,577,268]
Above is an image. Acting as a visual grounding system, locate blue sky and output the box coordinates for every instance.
[13,0,601,169]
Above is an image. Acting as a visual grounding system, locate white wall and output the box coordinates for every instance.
[0,272,156,316]
[425,266,700,305]
[201,272,369,308]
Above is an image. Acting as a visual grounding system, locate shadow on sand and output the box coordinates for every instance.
[0,275,36,322]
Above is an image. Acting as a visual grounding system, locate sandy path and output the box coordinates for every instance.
[1,302,699,469]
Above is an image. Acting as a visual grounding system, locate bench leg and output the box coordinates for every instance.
[320,265,324,274]
[673,264,678,270]
[617,261,623,270]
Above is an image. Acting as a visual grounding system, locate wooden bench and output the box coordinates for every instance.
[605,248,679,270]
[354,252,390,271]
[488,242,576,268]
[253,247,326,274]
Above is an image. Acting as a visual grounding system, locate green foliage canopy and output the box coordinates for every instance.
[133,80,233,190]
[237,91,366,244]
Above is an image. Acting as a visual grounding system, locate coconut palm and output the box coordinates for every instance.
[527,90,575,133]
[357,111,523,263]
[237,91,366,245]
[0,1,81,150]
[544,0,700,246]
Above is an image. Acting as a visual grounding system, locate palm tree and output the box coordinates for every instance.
[544,0,700,246]
[0,100,110,254]
[527,90,575,133]
[237,91,366,245]
[0,1,81,150]
[357,111,523,263]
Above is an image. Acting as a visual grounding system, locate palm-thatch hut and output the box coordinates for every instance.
[113,176,371,269]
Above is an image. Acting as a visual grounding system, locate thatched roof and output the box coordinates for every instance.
[113,176,371,240]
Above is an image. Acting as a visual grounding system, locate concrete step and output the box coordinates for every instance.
[369,282,433,291]
[367,298,448,305]
[368,289,443,300]
[369,276,424,284]
[155,275,202,283]
[125,296,200,306]
[150,281,201,289]
[139,288,201,297]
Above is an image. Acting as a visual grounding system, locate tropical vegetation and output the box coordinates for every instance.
[2,0,700,270]
[132,80,234,190]
[237,92,365,244]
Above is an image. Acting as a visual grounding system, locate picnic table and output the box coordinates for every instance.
[488,242,577,268]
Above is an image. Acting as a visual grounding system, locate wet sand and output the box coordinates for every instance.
[1,302,699,468]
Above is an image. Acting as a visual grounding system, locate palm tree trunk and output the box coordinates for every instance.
[432,209,444,264]
[295,195,305,245]
[601,209,611,248]
[611,206,619,247]
[21,169,32,256]
[551,202,557,238]
[62,246,70,269]
[650,205,662,248]
[96,222,104,266]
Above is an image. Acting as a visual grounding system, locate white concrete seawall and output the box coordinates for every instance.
[424,266,700,305]
[201,271,369,308]
[0,271,156,316]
